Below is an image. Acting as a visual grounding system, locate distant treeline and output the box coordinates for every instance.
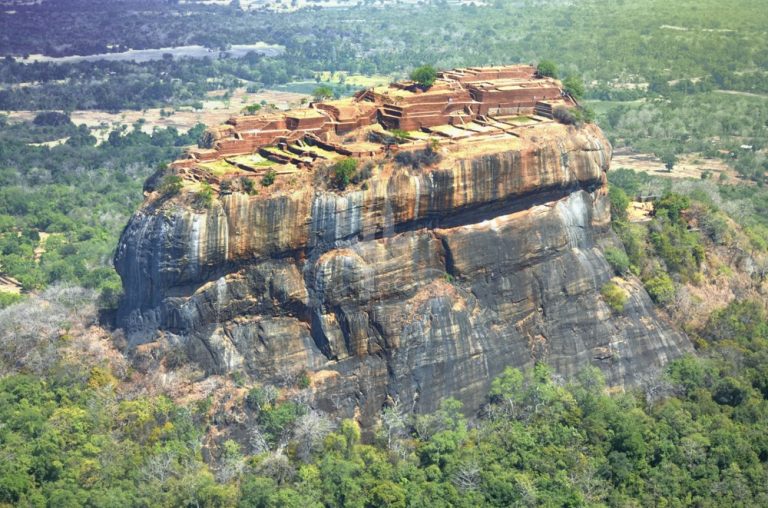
[1,0,766,110]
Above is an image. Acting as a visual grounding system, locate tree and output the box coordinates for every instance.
[604,247,630,275]
[293,411,334,462]
[393,147,441,169]
[575,105,596,123]
[659,151,677,172]
[608,186,630,222]
[261,169,277,187]
[368,481,406,508]
[562,75,585,99]
[600,281,628,313]
[452,461,481,492]
[0,291,22,309]
[195,182,214,208]
[536,60,558,78]
[654,192,690,223]
[410,65,438,88]
[379,398,408,453]
[159,174,183,196]
[339,419,361,458]
[488,367,525,417]
[312,86,333,102]
[243,103,262,115]
[332,159,357,189]
[240,177,256,195]
[705,299,768,344]
[33,111,72,127]
[552,105,576,125]
[644,272,675,304]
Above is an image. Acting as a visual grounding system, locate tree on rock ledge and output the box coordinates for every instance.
[333,158,358,189]
[563,75,585,99]
[536,59,558,78]
[410,65,438,88]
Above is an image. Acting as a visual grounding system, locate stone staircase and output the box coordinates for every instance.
[533,101,555,119]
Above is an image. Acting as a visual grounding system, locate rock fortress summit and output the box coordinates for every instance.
[114,65,691,425]
[175,64,573,169]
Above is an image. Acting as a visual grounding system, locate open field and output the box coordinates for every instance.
[0,275,21,294]
[611,149,746,184]
[4,87,310,142]
[13,43,284,65]
[316,71,392,88]
[715,89,768,99]
[202,87,308,112]
[587,99,646,115]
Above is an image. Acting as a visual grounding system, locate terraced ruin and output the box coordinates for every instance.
[171,65,575,184]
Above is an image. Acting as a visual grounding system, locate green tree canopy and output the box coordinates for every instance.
[312,85,334,102]
[332,158,357,189]
[660,151,677,172]
[536,59,558,78]
[562,75,585,98]
[410,65,438,88]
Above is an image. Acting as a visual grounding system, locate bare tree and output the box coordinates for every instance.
[669,286,693,323]
[380,398,408,454]
[275,365,301,388]
[43,284,98,323]
[292,387,314,408]
[215,439,245,483]
[721,199,754,224]
[140,451,178,483]
[0,285,97,376]
[568,461,605,503]
[293,410,335,462]
[639,367,681,406]
[452,461,481,492]
[249,427,270,455]
[256,452,295,486]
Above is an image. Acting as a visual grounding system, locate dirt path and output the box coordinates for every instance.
[34,231,50,262]
[715,90,768,99]
[0,274,22,294]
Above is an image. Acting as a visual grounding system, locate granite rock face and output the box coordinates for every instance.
[115,123,690,424]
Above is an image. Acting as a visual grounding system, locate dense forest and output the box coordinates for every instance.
[1,0,768,505]
[2,0,768,108]
[2,264,768,505]
[0,114,204,301]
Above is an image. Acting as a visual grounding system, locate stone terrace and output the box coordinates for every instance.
[170,65,577,183]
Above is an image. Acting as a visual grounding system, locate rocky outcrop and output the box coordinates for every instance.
[115,122,690,425]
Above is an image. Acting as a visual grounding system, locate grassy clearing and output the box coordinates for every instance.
[316,71,391,88]
[228,155,277,168]
[585,99,646,115]
[199,159,240,176]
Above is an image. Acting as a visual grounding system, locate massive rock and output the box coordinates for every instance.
[115,122,690,425]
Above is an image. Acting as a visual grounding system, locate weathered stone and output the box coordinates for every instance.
[115,115,689,428]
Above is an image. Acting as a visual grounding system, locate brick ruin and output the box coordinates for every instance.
[170,65,577,178]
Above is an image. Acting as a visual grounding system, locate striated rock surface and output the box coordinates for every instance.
[115,122,690,425]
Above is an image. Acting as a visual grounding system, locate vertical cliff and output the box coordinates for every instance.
[115,122,690,425]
